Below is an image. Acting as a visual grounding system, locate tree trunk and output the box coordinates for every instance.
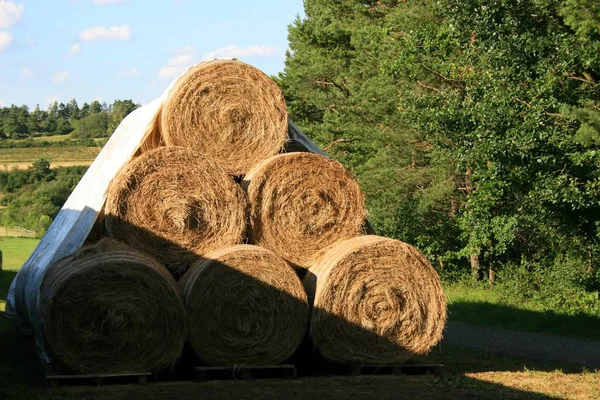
[489,264,495,283]
[470,253,481,281]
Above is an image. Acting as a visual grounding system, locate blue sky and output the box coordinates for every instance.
[0,0,304,109]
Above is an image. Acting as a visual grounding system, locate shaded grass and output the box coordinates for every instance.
[445,282,600,340]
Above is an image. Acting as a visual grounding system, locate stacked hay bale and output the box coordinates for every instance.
[40,59,446,373]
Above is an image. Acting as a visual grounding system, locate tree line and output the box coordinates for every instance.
[277,0,600,312]
[0,99,139,140]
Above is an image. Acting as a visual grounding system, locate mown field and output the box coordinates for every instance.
[0,146,99,169]
[31,134,73,142]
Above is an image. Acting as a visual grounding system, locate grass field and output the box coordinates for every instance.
[0,238,40,312]
[31,134,72,142]
[0,146,100,164]
[0,237,40,271]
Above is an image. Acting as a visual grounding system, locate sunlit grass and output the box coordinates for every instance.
[0,237,40,271]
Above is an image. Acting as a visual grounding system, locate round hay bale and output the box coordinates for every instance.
[305,235,447,364]
[180,244,309,365]
[242,152,365,268]
[104,146,248,275]
[41,239,187,374]
[160,60,288,175]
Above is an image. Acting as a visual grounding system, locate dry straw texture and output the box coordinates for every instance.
[179,244,309,365]
[160,60,288,175]
[104,146,248,275]
[242,152,366,268]
[304,235,447,365]
[40,239,187,374]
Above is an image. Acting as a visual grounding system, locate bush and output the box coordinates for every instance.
[495,258,600,315]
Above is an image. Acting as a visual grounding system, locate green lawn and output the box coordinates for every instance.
[0,237,40,271]
[445,282,600,340]
[0,237,40,312]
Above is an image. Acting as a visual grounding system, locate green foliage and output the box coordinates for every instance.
[388,0,600,288]
[70,112,109,138]
[560,0,600,38]
[107,99,139,134]
[278,0,462,267]
[0,163,86,235]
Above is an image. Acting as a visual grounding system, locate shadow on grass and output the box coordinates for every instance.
[448,301,600,341]
[1,208,568,399]
[0,269,17,304]
[438,301,600,371]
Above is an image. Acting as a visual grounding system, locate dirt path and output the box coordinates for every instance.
[443,321,600,369]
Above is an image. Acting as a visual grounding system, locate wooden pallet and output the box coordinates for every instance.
[46,371,151,388]
[195,364,297,381]
[43,359,152,388]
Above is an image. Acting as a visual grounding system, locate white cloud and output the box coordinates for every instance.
[0,31,11,52]
[67,43,81,57]
[159,66,187,79]
[0,98,4,107]
[118,67,139,78]
[46,94,60,105]
[171,45,195,55]
[0,1,24,30]
[169,54,193,66]
[22,67,33,77]
[93,0,125,4]
[202,45,278,61]
[79,25,131,41]
[158,46,197,79]
[52,71,71,85]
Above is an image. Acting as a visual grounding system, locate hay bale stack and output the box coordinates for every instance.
[304,235,447,364]
[242,152,366,268]
[40,239,187,374]
[159,60,288,175]
[180,244,309,365]
[104,146,248,275]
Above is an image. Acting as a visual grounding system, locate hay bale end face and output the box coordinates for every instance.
[243,152,366,268]
[180,244,309,366]
[160,60,288,175]
[104,146,248,275]
[305,235,447,365]
[40,239,187,374]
